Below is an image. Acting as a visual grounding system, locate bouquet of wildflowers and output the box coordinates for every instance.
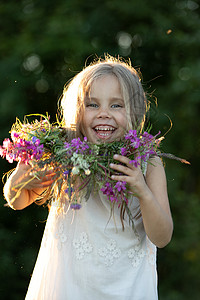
[0,115,189,212]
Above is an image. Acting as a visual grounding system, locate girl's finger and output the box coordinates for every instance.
[111,174,128,182]
[112,154,137,170]
[44,169,57,176]
[29,170,56,180]
[40,180,54,187]
[25,179,54,190]
[110,163,132,176]
[113,154,142,170]
[113,154,129,164]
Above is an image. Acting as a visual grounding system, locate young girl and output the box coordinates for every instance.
[4,56,173,300]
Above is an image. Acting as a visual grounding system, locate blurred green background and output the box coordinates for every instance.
[0,0,199,299]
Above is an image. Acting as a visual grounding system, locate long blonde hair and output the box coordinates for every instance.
[60,55,148,139]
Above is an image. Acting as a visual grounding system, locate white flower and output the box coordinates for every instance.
[72,153,78,158]
[77,157,89,169]
[72,166,80,175]
[85,169,91,175]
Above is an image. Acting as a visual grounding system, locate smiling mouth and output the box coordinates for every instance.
[93,126,116,139]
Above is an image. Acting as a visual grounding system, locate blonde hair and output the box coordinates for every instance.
[60,56,148,139]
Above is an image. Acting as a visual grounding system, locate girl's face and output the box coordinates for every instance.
[81,75,127,143]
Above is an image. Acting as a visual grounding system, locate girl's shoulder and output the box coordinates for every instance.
[146,156,166,183]
[147,155,164,170]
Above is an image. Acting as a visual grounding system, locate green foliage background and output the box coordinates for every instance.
[0,0,199,299]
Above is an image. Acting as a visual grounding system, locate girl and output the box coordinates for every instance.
[4,56,173,299]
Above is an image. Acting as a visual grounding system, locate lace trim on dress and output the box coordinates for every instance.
[47,212,68,250]
[128,244,146,268]
[98,239,121,267]
[49,213,156,268]
[128,238,156,267]
[73,232,93,260]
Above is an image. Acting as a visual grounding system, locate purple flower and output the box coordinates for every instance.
[64,187,73,194]
[65,137,89,155]
[142,131,154,140]
[63,170,70,176]
[114,181,127,192]
[101,182,118,203]
[101,182,114,196]
[32,136,38,143]
[110,195,117,203]
[125,130,141,149]
[9,138,44,164]
[70,203,82,210]
[32,136,41,146]
[125,129,137,140]
[71,137,82,148]
[120,147,127,156]
[64,142,70,149]
[129,158,140,168]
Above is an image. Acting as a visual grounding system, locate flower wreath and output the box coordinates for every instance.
[0,114,189,220]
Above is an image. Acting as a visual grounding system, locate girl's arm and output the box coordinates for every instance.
[4,162,54,210]
[110,155,173,248]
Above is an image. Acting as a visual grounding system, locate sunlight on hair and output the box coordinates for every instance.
[61,93,76,128]
[61,76,80,128]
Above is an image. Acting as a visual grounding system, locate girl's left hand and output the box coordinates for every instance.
[110,154,149,198]
[110,154,173,247]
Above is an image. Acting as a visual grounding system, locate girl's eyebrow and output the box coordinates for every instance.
[88,96,124,101]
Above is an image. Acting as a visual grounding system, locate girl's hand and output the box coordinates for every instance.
[16,162,56,190]
[110,154,173,248]
[4,161,56,210]
[110,154,149,199]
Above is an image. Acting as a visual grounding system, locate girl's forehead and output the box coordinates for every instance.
[89,74,120,88]
[83,74,123,99]
[84,76,125,103]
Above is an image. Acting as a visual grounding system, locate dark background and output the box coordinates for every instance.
[0,0,200,299]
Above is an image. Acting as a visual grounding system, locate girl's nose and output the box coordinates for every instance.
[97,107,111,118]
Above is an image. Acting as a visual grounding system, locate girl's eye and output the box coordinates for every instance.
[86,103,98,108]
[111,104,123,108]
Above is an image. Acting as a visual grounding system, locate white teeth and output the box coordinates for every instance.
[98,133,110,136]
[95,126,115,131]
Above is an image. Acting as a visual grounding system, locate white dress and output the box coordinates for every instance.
[25,189,158,300]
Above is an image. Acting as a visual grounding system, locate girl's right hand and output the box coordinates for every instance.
[15,161,56,190]
[4,161,56,210]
